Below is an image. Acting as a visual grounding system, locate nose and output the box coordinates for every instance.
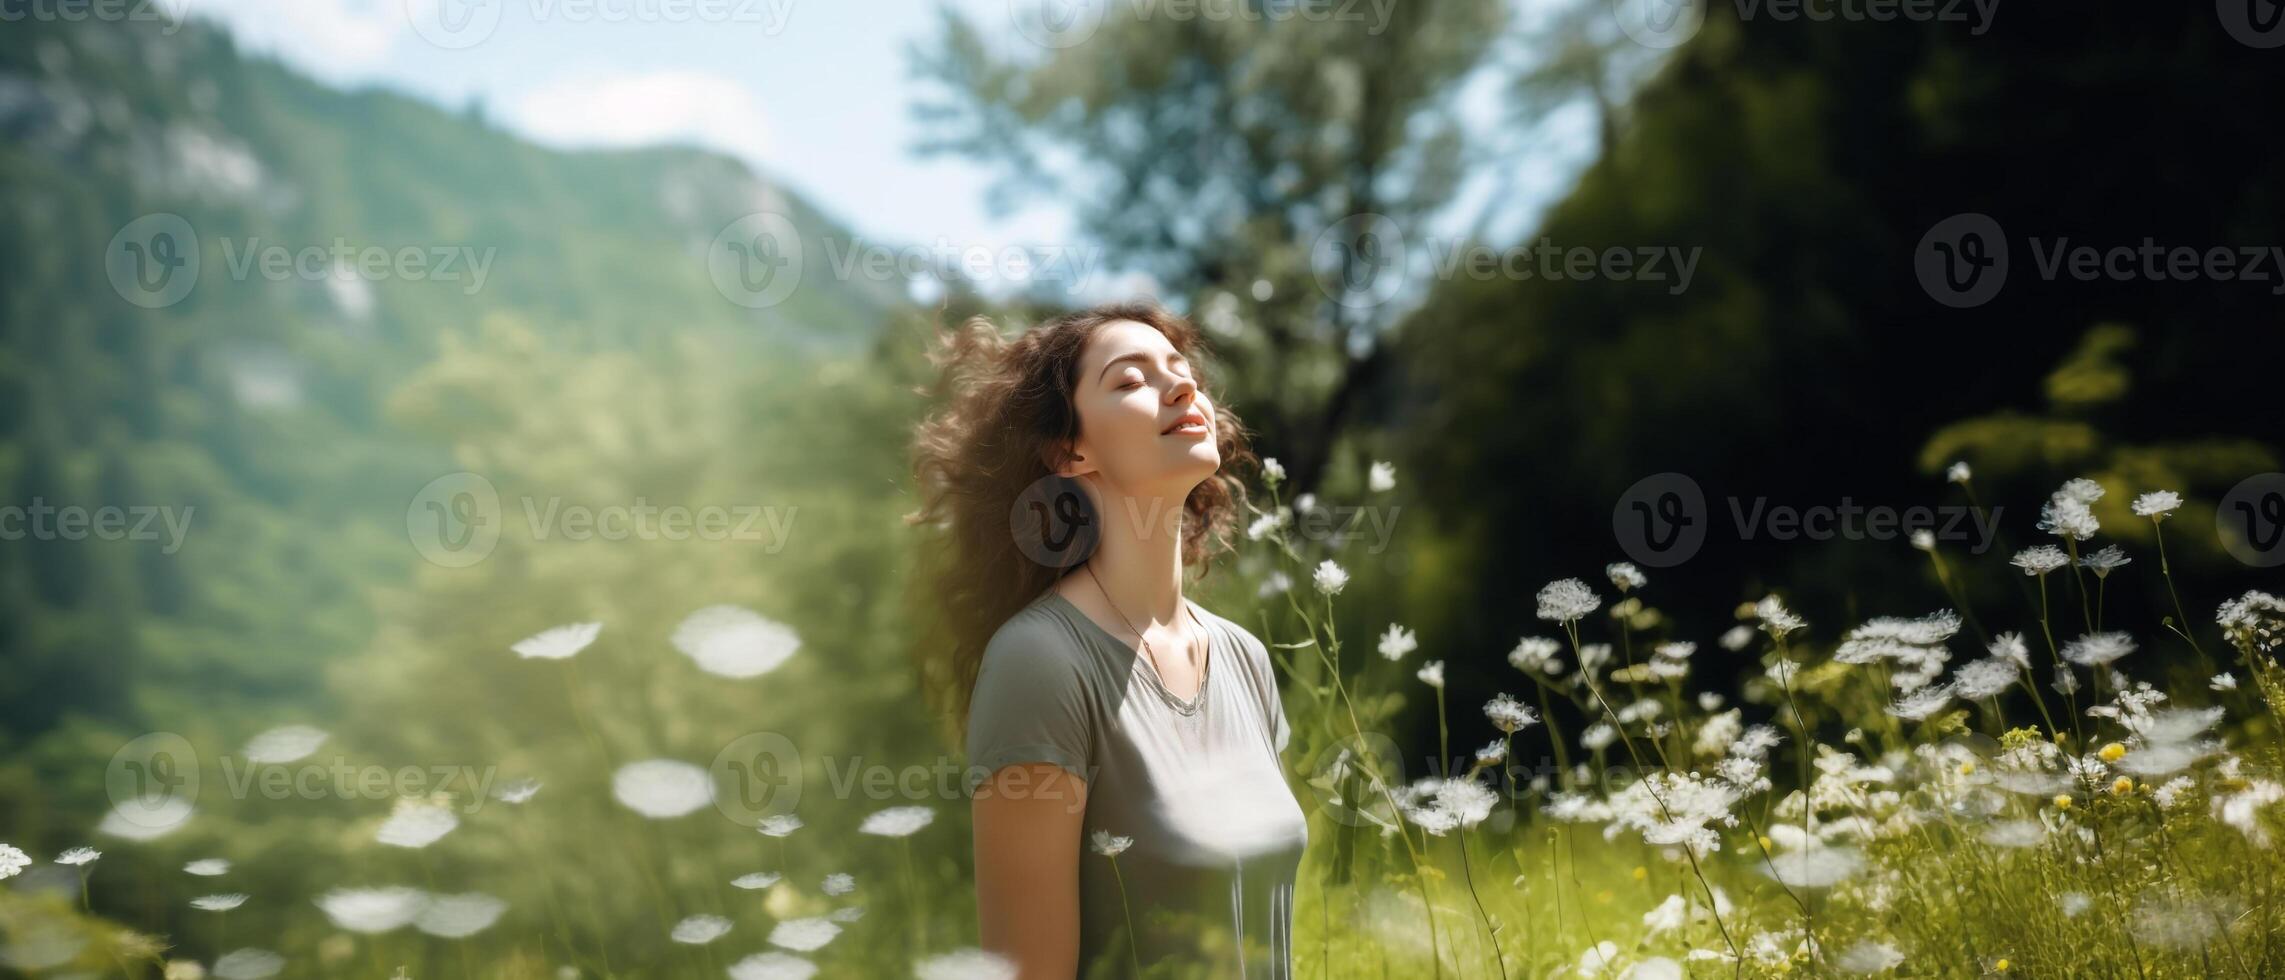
[1165,372,1198,405]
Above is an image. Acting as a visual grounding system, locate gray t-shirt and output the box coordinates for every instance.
[967,589,1310,978]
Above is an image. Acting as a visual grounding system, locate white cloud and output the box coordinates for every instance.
[499,70,771,166]
[187,0,409,81]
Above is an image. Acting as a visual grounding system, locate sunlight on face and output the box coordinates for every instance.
[1065,320,1220,497]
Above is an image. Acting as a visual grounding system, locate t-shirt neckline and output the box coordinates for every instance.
[1046,590,1214,715]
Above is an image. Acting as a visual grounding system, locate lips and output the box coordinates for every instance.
[1162,410,1210,436]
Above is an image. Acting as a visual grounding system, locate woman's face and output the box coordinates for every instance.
[1058,320,1221,498]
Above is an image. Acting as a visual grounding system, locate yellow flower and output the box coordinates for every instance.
[1995,958,2011,972]
[1631,866,1648,881]
[1758,835,1773,851]
[2099,742,2126,762]
[2111,777,2134,796]
[1958,760,1976,775]
[2053,794,2074,810]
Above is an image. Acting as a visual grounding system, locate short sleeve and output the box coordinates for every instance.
[964,612,1096,796]
[1239,626,1292,754]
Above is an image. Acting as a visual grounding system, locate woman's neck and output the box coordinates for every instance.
[1084,486,1187,625]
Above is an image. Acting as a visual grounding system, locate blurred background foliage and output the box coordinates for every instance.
[1,0,2280,974]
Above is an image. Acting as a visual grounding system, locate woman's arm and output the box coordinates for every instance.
[973,762,1088,978]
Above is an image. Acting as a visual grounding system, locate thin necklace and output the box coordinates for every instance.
[1082,561,1200,690]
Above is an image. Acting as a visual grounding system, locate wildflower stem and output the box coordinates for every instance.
[2064,538,2096,635]
[1454,826,1509,980]
[1773,640,1822,962]
[1434,681,1449,779]
[1565,621,1745,974]
[1532,680,1574,792]
[1109,855,1143,979]
[1926,548,1991,646]
[2037,575,2087,748]
[2152,519,2217,674]
[1256,484,1445,979]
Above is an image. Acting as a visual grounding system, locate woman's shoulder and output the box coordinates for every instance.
[981,592,1090,672]
[1188,598,1272,664]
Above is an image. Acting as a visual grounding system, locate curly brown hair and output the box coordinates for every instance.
[906,302,1254,733]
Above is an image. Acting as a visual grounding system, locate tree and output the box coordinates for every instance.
[910,0,1506,492]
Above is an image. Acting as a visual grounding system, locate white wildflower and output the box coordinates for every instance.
[375,799,457,849]
[2010,545,2069,576]
[672,605,801,678]
[2060,632,2136,668]
[2132,490,2182,519]
[1484,693,1539,734]
[612,759,714,818]
[1606,562,1646,592]
[767,917,842,952]
[1377,624,1418,660]
[671,915,733,944]
[858,805,935,838]
[1537,578,1603,622]
[510,622,600,660]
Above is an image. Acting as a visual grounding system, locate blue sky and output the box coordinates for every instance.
[185,0,1594,297]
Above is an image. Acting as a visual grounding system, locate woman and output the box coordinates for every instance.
[909,302,1309,978]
